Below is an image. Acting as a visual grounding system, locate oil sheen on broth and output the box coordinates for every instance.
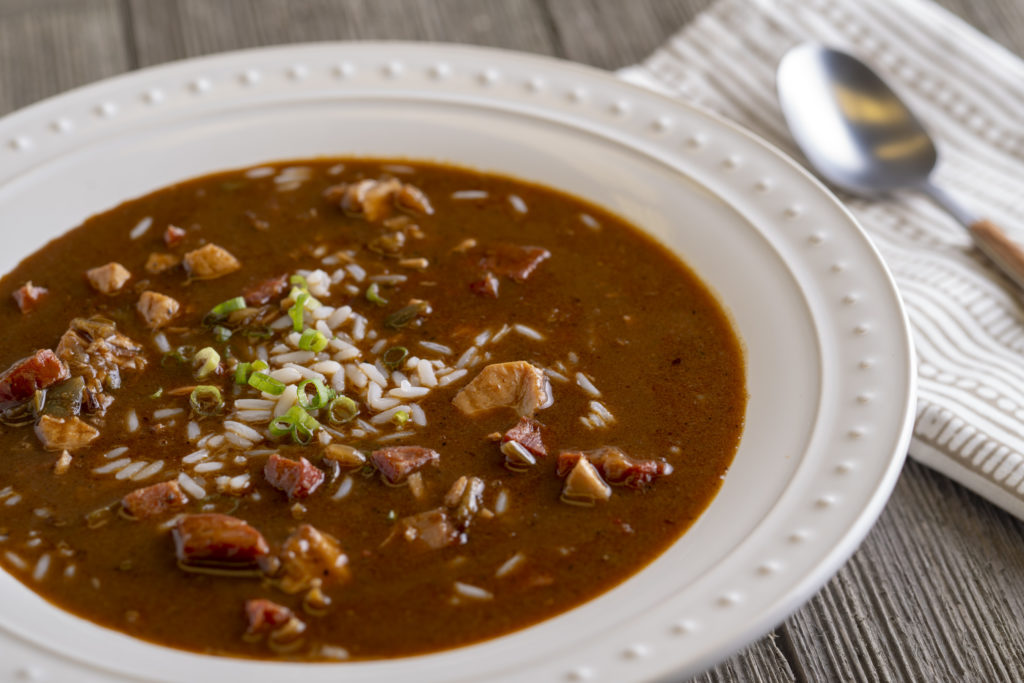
[0,159,745,660]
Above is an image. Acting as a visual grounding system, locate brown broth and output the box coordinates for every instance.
[0,159,745,660]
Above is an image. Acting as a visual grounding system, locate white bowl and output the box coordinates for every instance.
[0,43,915,682]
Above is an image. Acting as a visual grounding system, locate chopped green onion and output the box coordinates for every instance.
[243,325,273,340]
[393,410,410,427]
[381,346,408,369]
[289,292,309,331]
[160,346,194,368]
[326,395,359,424]
[189,385,223,416]
[366,283,388,306]
[293,423,314,445]
[385,302,427,329]
[386,510,397,522]
[212,325,232,342]
[298,328,329,353]
[204,296,246,325]
[192,347,221,379]
[248,372,285,396]
[251,359,269,372]
[269,405,322,444]
[269,413,295,438]
[297,378,331,410]
[234,362,252,385]
[289,274,308,289]
[150,387,164,399]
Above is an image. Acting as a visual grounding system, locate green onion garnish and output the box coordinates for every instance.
[212,325,232,342]
[365,283,388,306]
[298,329,329,352]
[248,372,285,396]
[150,387,164,399]
[393,410,410,427]
[192,347,221,379]
[269,405,322,443]
[326,395,359,424]
[268,414,295,438]
[243,325,273,340]
[289,292,309,332]
[234,362,252,385]
[189,385,223,416]
[381,346,408,369]
[204,296,246,325]
[160,346,193,368]
[384,302,427,329]
[252,359,269,372]
[297,378,331,410]
[290,274,308,289]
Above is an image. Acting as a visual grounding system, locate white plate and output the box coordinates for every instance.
[0,43,914,682]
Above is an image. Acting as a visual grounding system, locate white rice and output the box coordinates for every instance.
[345,364,368,389]
[589,401,614,422]
[473,329,492,347]
[269,367,303,384]
[178,473,206,499]
[274,385,299,417]
[230,474,251,491]
[32,554,51,581]
[332,476,354,500]
[508,194,528,213]
[235,398,275,410]
[388,382,430,399]
[367,383,400,412]
[579,213,601,230]
[311,360,341,375]
[453,582,493,600]
[495,552,525,578]
[513,324,544,341]
[370,405,411,424]
[182,449,210,464]
[194,461,223,473]
[359,363,388,388]
[236,410,272,423]
[575,372,601,397]
[129,216,153,240]
[4,552,26,571]
[273,350,316,365]
[417,359,438,387]
[104,446,129,460]
[4,494,21,506]
[438,369,468,386]
[206,435,225,449]
[225,421,264,442]
[327,306,352,329]
[283,362,326,382]
[351,315,366,341]
[330,371,346,393]
[455,347,477,369]
[185,420,200,441]
[131,460,164,481]
[419,340,452,355]
[154,408,184,420]
[452,190,488,200]
[153,332,170,353]
[345,263,366,282]
[494,489,509,515]
[115,462,147,480]
[270,315,292,330]
[409,403,427,427]
[93,458,131,474]
[245,166,275,178]
[376,430,415,443]
[491,324,511,343]
[544,368,569,383]
[370,274,407,284]
[223,432,254,449]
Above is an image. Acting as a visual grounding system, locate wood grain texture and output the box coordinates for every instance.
[3,1,1024,682]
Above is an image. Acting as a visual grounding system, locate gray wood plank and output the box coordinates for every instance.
[127,0,559,66]
[0,0,130,115]
[545,0,715,70]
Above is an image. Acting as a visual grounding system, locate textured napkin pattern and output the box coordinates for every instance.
[622,0,1024,518]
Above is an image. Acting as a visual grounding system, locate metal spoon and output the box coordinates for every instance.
[777,43,1024,289]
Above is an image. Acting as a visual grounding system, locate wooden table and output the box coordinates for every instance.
[2,1,1023,680]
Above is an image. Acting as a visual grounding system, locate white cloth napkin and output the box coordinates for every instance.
[621,0,1024,519]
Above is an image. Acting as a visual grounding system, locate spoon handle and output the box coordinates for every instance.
[968,220,1024,292]
[922,180,1024,291]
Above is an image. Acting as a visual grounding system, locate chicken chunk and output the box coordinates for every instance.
[264,453,324,499]
[173,513,270,570]
[395,508,460,551]
[145,252,180,274]
[137,291,180,328]
[502,417,549,457]
[122,480,188,519]
[34,415,99,451]
[85,262,131,294]
[12,281,47,313]
[324,178,434,222]
[560,456,612,506]
[370,446,440,485]
[0,349,69,403]
[56,317,146,414]
[453,361,553,417]
[556,447,673,489]
[183,243,241,279]
[276,524,351,594]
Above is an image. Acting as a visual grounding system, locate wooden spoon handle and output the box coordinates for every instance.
[968,220,1024,291]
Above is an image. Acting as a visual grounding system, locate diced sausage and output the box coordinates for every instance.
[245,598,294,635]
[137,291,180,328]
[277,524,351,594]
[12,281,47,313]
[35,415,99,451]
[183,243,241,279]
[85,262,131,294]
[502,416,548,457]
[556,447,672,489]
[560,456,611,506]
[370,446,439,485]
[163,225,186,247]
[452,361,553,417]
[243,274,288,306]
[469,271,499,298]
[145,252,180,274]
[396,508,459,551]
[264,453,324,499]
[0,349,70,403]
[173,513,270,568]
[122,480,188,519]
[477,244,550,283]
